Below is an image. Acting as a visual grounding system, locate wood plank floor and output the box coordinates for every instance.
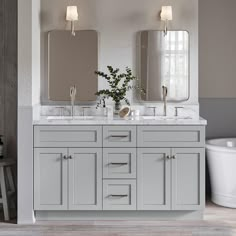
[0,202,235,236]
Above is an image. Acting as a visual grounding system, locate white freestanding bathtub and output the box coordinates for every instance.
[206,138,236,208]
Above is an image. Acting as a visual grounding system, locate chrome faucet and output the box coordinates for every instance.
[162,86,168,116]
[70,85,77,118]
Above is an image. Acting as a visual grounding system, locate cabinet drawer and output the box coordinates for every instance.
[138,126,205,147]
[34,126,102,148]
[103,126,136,147]
[103,180,136,210]
[103,148,136,179]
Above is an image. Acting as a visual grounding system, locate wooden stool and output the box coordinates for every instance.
[0,159,16,221]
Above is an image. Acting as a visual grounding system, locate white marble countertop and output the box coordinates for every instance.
[33,116,207,126]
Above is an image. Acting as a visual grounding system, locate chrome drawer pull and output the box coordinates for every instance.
[109,163,128,166]
[109,194,128,198]
[110,135,128,138]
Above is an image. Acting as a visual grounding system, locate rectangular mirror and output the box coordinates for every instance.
[138,30,189,102]
[48,30,98,102]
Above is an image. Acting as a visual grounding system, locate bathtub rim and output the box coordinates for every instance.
[206,138,236,153]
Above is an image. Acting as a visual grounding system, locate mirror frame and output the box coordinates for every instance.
[137,30,191,103]
[41,30,100,106]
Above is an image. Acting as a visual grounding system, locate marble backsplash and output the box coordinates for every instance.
[33,104,200,121]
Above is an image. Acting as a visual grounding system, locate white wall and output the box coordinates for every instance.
[32,0,41,106]
[18,0,32,107]
[41,0,199,105]
[18,0,41,224]
[18,0,199,224]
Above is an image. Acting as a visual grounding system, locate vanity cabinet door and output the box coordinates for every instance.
[137,148,171,210]
[34,148,68,210]
[68,148,102,210]
[171,148,205,210]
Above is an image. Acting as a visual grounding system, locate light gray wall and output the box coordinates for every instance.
[199,0,236,139]
[199,0,236,99]
[40,0,199,105]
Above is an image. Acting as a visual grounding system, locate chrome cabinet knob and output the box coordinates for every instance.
[69,156,73,159]
[172,155,176,159]
[166,155,171,159]
[63,155,68,160]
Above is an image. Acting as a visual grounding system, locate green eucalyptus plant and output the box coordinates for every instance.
[95,66,145,108]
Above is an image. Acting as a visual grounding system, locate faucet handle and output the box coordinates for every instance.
[162,86,168,98]
[147,107,157,116]
[174,107,184,117]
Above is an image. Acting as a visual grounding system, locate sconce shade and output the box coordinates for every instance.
[161,6,173,21]
[66,6,79,21]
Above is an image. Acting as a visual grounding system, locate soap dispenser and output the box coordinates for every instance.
[0,135,3,159]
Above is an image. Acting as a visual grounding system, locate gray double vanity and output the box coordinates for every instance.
[33,29,207,221]
[33,120,206,220]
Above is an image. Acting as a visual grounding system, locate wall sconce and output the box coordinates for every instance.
[66,6,79,36]
[160,6,173,36]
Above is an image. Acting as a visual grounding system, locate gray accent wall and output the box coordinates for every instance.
[200,99,236,139]
[0,0,17,161]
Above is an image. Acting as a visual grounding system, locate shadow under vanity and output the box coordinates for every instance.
[33,29,207,221]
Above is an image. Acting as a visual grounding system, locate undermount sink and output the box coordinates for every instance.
[142,116,193,120]
[47,116,95,120]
